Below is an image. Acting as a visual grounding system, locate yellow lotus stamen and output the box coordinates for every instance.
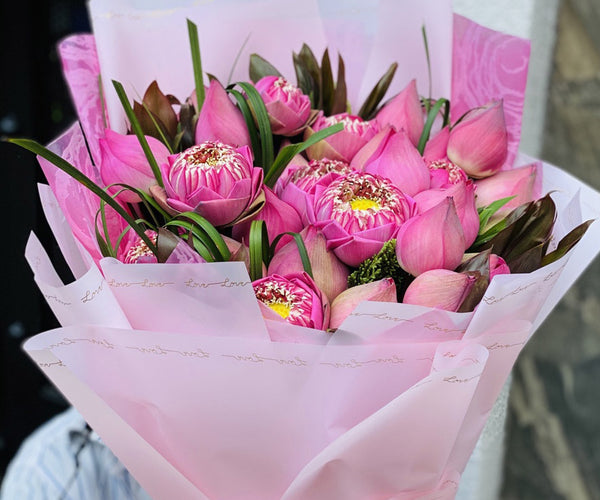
[351,198,380,211]
[268,302,291,319]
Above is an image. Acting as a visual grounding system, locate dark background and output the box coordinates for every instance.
[0,0,89,477]
[1,0,599,498]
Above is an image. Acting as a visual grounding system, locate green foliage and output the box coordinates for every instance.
[347,240,412,301]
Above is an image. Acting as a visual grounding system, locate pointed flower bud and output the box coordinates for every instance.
[255,76,312,136]
[99,129,169,203]
[195,79,250,148]
[362,128,431,196]
[447,100,508,178]
[305,112,378,163]
[403,269,477,311]
[413,181,479,248]
[161,141,263,226]
[268,225,350,302]
[474,162,541,214]
[330,278,397,329]
[395,197,465,276]
[375,79,424,146]
[253,272,329,330]
[490,254,510,281]
[314,172,416,267]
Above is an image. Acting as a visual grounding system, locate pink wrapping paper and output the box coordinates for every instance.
[21,1,600,498]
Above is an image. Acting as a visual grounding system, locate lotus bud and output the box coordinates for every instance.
[474,162,541,214]
[395,197,466,276]
[403,269,477,311]
[413,181,479,248]
[252,272,329,330]
[362,128,430,196]
[330,278,397,329]
[254,76,312,136]
[99,129,169,203]
[268,225,349,301]
[305,112,378,163]
[375,79,424,146]
[350,125,393,171]
[447,100,508,178]
[490,254,510,280]
[195,80,251,148]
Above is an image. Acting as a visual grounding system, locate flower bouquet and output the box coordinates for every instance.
[10,0,600,498]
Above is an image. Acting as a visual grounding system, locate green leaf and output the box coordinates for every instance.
[155,227,182,263]
[478,196,516,230]
[227,33,251,86]
[249,53,282,83]
[187,19,205,114]
[112,80,164,188]
[264,122,344,187]
[457,271,488,313]
[227,88,262,165]
[455,249,492,278]
[421,25,432,106]
[168,211,230,261]
[417,98,448,155]
[8,137,157,255]
[293,52,314,105]
[541,219,594,267]
[249,220,269,281]
[141,81,178,140]
[235,81,274,170]
[357,62,398,120]
[320,49,335,116]
[298,44,321,109]
[331,54,348,115]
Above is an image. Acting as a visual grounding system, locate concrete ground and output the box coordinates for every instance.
[501,0,600,498]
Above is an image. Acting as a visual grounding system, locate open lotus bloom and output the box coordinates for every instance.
[18,0,600,499]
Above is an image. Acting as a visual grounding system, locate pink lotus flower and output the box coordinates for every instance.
[423,126,450,164]
[232,186,303,247]
[361,128,431,197]
[395,197,465,276]
[413,181,479,248]
[474,162,541,213]
[349,126,392,171]
[255,76,312,136]
[160,141,263,227]
[194,80,251,148]
[253,272,329,330]
[403,269,477,311]
[118,229,158,264]
[313,172,416,267]
[99,129,170,203]
[305,112,378,163]
[427,159,469,189]
[329,278,397,329]
[268,225,349,301]
[275,158,354,223]
[375,79,424,146]
[490,254,510,280]
[447,100,508,178]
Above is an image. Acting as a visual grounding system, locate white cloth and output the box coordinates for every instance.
[0,407,151,500]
